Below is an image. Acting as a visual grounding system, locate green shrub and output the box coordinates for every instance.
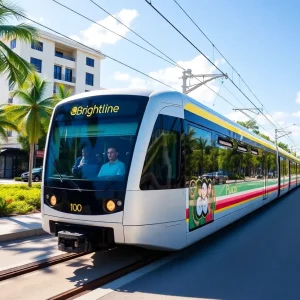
[14,177,22,181]
[0,197,15,216]
[0,184,41,216]
[11,201,34,214]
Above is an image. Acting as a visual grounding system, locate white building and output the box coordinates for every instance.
[0,29,105,178]
[0,29,105,147]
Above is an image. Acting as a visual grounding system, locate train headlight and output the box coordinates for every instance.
[50,195,57,206]
[106,200,116,212]
[117,200,123,207]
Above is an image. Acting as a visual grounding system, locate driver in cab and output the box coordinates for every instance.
[97,147,125,178]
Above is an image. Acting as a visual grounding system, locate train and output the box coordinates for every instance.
[41,89,300,253]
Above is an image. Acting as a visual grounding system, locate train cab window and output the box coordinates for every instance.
[140,115,183,190]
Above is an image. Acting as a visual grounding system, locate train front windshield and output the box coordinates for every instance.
[44,95,148,191]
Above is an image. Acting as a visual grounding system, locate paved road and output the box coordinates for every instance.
[97,187,300,300]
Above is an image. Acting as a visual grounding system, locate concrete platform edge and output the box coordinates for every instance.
[0,228,46,243]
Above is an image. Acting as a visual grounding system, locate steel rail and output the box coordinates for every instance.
[47,251,168,300]
[0,252,88,281]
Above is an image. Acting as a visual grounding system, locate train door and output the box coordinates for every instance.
[288,160,291,190]
[185,122,215,232]
[262,151,267,199]
[280,156,287,193]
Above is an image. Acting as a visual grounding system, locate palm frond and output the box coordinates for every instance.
[10,89,33,104]
[54,83,73,100]
[0,126,8,141]
[38,97,59,107]
[0,24,38,42]
[0,0,27,24]
[0,41,34,84]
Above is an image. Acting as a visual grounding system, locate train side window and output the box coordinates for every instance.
[265,151,277,179]
[140,115,183,190]
[216,138,239,184]
[185,125,214,183]
[218,137,233,148]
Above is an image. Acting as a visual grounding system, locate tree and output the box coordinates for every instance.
[0,0,38,85]
[53,83,73,101]
[237,119,259,132]
[18,85,73,154]
[0,109,18,140]
[17,130,47,153]
[4,73,59,186]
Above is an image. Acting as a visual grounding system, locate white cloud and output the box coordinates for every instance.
[292,111,300,117]
[225,110,249,122]
[113,55,225,103]
[70,9,138,49]
[296,91,300,103]
[113,71,130,81]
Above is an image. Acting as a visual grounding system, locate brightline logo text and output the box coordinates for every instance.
[70,104,120,117]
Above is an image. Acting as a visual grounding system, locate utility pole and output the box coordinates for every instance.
[275,125,294,186]
[179,69,228,94]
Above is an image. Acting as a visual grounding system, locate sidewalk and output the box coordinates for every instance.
[0,213,45,243]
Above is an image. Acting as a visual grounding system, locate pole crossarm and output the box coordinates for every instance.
[233,107,263,115]
[179,69,228,94]
[277,132,292,139]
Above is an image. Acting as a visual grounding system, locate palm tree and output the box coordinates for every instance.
[4,73,59,186]
[0,109,18,140]
[0,0,38,85]
[237,120,259,132]
[53,84,73,101]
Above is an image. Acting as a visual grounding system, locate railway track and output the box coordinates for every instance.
[0,252,89,282]
[47,250,168,300]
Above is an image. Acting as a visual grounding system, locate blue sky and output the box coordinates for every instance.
[15,0,300,150]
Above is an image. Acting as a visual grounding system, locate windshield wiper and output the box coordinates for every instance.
[50,155,64,183]
[49,149,82,192]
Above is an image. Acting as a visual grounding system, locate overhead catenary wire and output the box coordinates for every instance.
[52,0,184,70]
[51,0,244,111]
[0,3,177,91]
[173,0,295,141]
[0,3,283,146]
[89,0,185,71]
[144,0,280,131]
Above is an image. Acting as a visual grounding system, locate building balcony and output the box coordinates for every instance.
[54,72,76,84]
[55,52,75,62]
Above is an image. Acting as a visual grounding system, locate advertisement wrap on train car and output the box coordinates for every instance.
[188,178,216,230]
[187,177,280,232]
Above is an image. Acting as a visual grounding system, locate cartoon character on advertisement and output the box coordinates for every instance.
[189,177,216,231]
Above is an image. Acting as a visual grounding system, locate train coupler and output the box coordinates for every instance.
[58,231,90,253]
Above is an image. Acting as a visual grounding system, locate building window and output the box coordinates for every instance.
[86,73,94,86]
[30,57,42,73]
[7,130,12,137]
[8,98,13,104]
[86,57,94,67]
[140,114,183,190]
[31,41,43,51]
[65,68,73,82]
[10,39,16,49]
[54,65,62,80]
